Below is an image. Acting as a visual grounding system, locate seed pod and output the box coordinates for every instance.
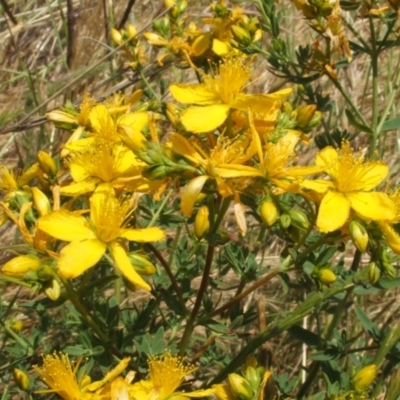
[352,364,377,390]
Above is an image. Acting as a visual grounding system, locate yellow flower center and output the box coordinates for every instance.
[147,352,196,399]
[203,57,251,105]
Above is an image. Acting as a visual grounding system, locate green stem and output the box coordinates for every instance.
[328,76,369,128]
[179,243,215,355]
[145,243,186,311]
[207,279,355,385]
[0,320,33,355]
[147,189,173,228]
[62,278,110,344]
[368,15,380,157]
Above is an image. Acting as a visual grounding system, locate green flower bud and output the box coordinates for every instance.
[231,25,252,45]
[280,214,291,229]
[128,253,157,275]
[368,262,381,285]
[352,364,377,390]
[228,373,252,399]
[295,105,317,128]
[287,209,310,230]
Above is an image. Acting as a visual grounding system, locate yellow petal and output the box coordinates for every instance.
[191,33,211,56]
[234,194,247,236]
[169,83,219,105]
[117,111,148,131]
[348,192,396,221]
[181,105,230,133]
[301,179,335,193]
[349,162,388,191]
[118,227,165,242]
[110,242,151,291]
[317,191,350,232]
[38,211,96,241]
[378,221,400,254]
[57,239,106,279]
[215,164,263,178]
[60,179,99,196]
[232,89,292,113]
[64,137,96,153]
[70,162,90,182]
[89,105,115,134]
[212,38,230,56]
[181,176,209,217]
[315,146,338,167]
[170,134,204,165]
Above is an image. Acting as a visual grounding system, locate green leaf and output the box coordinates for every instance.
[288,325,320,347]
[345,109,373,134]
[355,308,381,341]
[381,116,400,132]
[379,276,400,289]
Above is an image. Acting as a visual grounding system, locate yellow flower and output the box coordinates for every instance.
[34,352,131,399]
[129,351,214,400]
[0,164,39,195]
[37,185,164,291]
[61,141,155,196]
[170,133,262,231]
[377,192,400,254]
[169,56,291,133]
[302,142,396,232]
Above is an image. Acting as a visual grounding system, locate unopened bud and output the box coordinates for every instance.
[352,364,377,390]
[287,209,310,230]
[259,200,279,227]
[280,214,291,229]
[13,368,30,391]
[368,262,381,285]
[318,268,337,284]
[31,187,51,216]
[44,279,61,301]
[143,32,168,47]
[2,255,41,279]
[228,373,252,399]
[111,28,123,45]
[46,110,78,127]
[10,320,24,333]
[165,103,180,126]
[194,206,210,239]
[128,253,157,275]
[37,265,55,281]
[231,25,252,45]
[349,220,369,252]
[142,165,168,180]
[295,105,317,128]
[37,151,58,177]
[127,24,137,39]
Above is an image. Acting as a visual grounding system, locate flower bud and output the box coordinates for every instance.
[287,209,310,230]
[318,268,337,284]
[231,25,252,45]
[10,320,24,333]
[37,265,55,281]
[37,151,58,177]
[143,32,168,47]
[228,373,252,399]
[2,255,41,279]
[194,206,210,240]
[127,24,137,39]
[128,253,157,275]
[111,28,123,45]
[368,262,381,285]
[44,279,61,301]
[165,103,180,126]
[13,368,30,391]
[31,187,51,216]
[46,110,78,127]
[259,200,279,227]
[280,214,291,229]
[352,364,377,390]
[295,105,317,128]
[349,220,369,252]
